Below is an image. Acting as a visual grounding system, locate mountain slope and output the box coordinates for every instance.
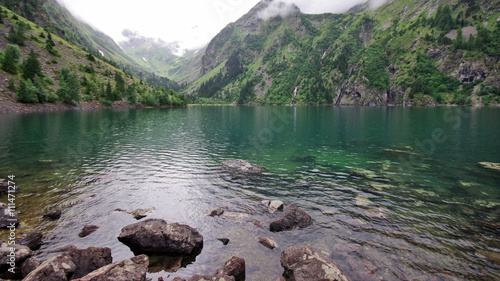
[186,0,500,106]
[0,0,179,91]
[0,5,186,113]
[119,34,205,84]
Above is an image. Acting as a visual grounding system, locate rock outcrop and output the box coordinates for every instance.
[118,218,203,255]
[280,246,350,281]
[270,205,312,232]
[73,254,149,281]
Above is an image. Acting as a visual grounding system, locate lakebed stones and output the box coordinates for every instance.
[115,207,155,220]
[280,246,350,281]
[270,204,312,232]
[222,160,266,174]
[118,218,203,255]
[208,207,224,217]
[73,254,149,281]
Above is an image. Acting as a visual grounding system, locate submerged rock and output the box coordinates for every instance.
[20,232,43,250]
[368,182,396,191]
[78,225,100,238]
[43,209,62,220]
[479,162,500,173]
[258,237,278,249]
[351,168,379,179]
[208,207,224,217]
[270,205,312,232]
[130,208,155,220]
[189,256,245,281]
[222,160,266,174]
[218,238,230,245]
[118,218,203,255]
[73,254,149,281]
[355,196,372,207]
[0,202,19,228]
[280,246,350,281]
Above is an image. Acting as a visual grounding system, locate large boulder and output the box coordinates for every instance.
[23,246,113,281]
[118,218,203,255]
[23,253,76,281]
[280,246,350,281]
[222,160,266,174]
[0,243,33,279]
[21,257,40,278]
[0,203,19,228]
[270,205,312,232]
[73,254,149,281]
[66,247,113,279]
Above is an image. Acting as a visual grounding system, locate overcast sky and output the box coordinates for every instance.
[56,0,377,50]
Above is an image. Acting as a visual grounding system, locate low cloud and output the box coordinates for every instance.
[257,1,299,20]
[284,0,389,14]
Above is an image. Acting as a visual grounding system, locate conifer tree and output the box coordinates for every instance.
[22,49,43,80]
[17,79,38,103]
[1,44,22,75]
[33,75,47,102]
[57,68,81,104]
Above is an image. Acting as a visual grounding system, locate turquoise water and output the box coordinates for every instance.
[0,106,499,280]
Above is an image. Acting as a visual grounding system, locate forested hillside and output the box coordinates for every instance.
[186,0,500,106]
[0,6,186,113]
[0,0,179,92]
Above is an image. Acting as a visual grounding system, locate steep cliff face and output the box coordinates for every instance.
[186,0,500,106]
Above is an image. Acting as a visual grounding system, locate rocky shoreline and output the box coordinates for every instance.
[2,159,500,280]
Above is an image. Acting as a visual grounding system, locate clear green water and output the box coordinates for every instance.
[0,106,499,280]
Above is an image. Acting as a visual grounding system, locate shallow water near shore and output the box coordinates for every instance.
[1,106,499,280]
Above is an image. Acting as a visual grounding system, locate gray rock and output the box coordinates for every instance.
[0,203,19,228]
[0,243,33,279]
[222,160,266,174]
[270,205,312,232]
[20,232,43,250]
[21,257,40,278]
[23,253,76,281]
[258,237,278,249]
[280,246,350,281]
[73,254,149,281]
[66,247,113,279]
[78,225,99,238]
[118,218,203,255]
[269,200,284,213]
[215,256,245,281]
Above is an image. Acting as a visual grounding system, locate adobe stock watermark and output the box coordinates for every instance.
[398,107,472,173]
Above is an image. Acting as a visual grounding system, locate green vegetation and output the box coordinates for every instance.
[0,4,187,108]
[184,0,499,106]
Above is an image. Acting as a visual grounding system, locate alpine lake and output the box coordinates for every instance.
[0,106,499,281]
